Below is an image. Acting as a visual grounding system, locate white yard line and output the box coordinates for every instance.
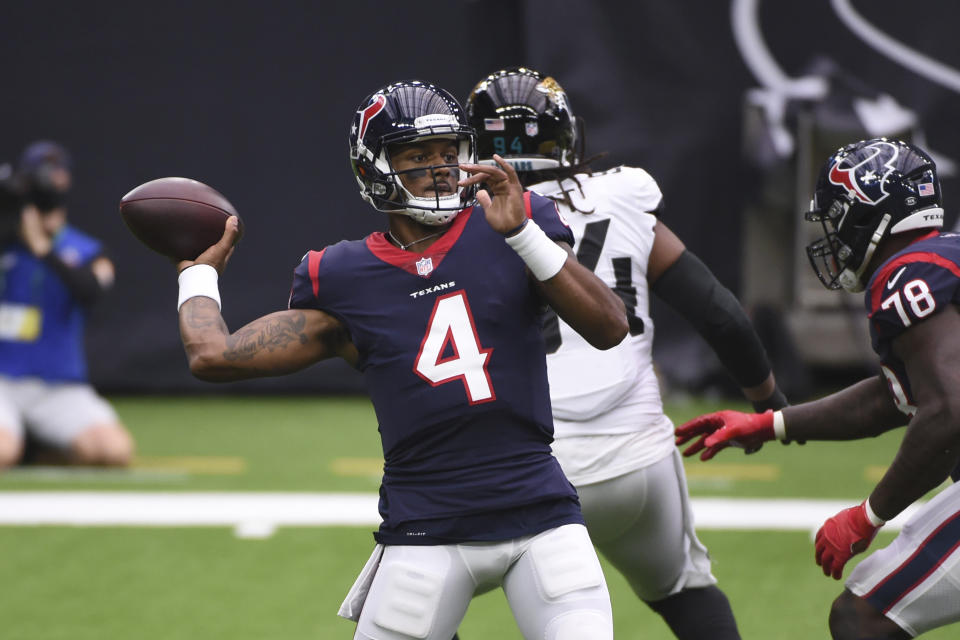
[0,492,379,527]
[0,492,922,536]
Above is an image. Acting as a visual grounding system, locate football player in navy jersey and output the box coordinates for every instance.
[462,67,787,640]
[677,138,960,639]
[173,80,627,639]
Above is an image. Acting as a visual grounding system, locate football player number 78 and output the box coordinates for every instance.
[879,278,935,327]
[414,291,495,404]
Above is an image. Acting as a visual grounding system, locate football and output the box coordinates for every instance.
[119,177,243,261]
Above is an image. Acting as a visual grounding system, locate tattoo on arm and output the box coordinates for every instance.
[223,312,309,361]
[183,298,229,333]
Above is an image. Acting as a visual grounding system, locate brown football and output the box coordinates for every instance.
[119,177,242,260]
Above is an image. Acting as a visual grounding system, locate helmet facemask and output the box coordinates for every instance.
[805,195,890,292]
[378,118,476,226]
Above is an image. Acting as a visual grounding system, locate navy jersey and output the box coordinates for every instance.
[866,231,960,418]
[0,226,102,381]
[289,193,582,544]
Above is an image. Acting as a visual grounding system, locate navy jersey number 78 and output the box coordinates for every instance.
[867,231,960,417]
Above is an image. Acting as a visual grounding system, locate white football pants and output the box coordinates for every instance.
[345,523,613,639]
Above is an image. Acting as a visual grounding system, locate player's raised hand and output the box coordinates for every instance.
[815,502,882,580]
[675,409,776,460]
[177,216,241,274]
[459,154,526,235]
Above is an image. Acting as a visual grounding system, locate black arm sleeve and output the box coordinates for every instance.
[43,252,108,306]
[751,387,788,412]
[651,250,774,391]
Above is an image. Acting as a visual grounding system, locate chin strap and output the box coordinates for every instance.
[839,213,891,292]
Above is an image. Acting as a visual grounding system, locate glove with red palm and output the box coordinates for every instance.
[675,410,778,461]
[815,501,884,580]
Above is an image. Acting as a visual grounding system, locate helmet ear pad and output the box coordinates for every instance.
[352,154,398,209]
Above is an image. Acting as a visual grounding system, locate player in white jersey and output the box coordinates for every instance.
[466,68,788,640]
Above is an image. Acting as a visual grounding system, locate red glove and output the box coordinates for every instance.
[815,502,882,580]
[674,410,775,461]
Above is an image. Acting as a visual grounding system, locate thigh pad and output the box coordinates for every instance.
[530,524,604,599]
[370,559,445,638]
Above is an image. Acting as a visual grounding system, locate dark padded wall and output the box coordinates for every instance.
[3,0,958,393]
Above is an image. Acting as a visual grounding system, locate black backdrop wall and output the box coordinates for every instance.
[3,0,959,393]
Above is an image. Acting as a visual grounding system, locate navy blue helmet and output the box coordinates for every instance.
[806,138,943,292]
[349,80,477,226]
[465,67,579,171]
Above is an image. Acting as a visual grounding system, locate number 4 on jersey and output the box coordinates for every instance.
[415,291,495,404]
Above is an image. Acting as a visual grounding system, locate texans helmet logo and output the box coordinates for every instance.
[357,94,387,142]
[828,140,899,205]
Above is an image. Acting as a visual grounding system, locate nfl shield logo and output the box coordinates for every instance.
[525,122,539,137]
[416,256,434,276]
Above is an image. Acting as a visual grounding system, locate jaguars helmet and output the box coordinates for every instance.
[465,67,579,171]
[806,137,943,293]
[349,80,477,226]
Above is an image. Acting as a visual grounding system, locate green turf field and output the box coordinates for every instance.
[0,394,954,639]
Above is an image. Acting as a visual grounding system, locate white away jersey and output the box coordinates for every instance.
[529,166,675,476]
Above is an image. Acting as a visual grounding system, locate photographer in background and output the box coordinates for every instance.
[0,141,132,469]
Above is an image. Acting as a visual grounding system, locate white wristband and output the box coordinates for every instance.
[863,499,886,527]
[504,219,568,281]
[177,264,221,312]
[772,410,786,441]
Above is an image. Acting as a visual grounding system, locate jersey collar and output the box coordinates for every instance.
[366,206,474,277]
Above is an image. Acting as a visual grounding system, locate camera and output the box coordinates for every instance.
[17,141,71,213]
[22,162,68,212]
